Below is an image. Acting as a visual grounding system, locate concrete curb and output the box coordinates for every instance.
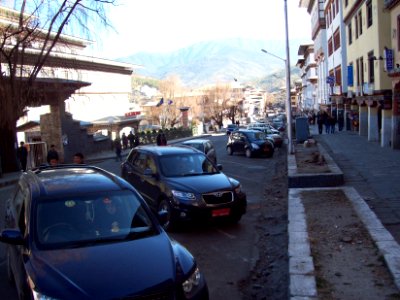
[288,186,400,299]
[288,143,344,188]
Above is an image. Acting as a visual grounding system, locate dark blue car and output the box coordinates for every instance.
[0,165,208,300]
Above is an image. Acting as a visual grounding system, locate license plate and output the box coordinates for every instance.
[212,208,230,217]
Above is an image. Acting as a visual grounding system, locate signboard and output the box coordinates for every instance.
[384,48,394,72]
[326,75,335,87]
[125,111,141,117]
[347,65,354,86]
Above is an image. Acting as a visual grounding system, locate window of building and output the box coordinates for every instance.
[332,0,336,18]
[355,15,359,39]
[356,57,364,88]
[336,0,340,14]
[334,66,342,86]
[397,15,400,51]
[367,51,375,83]
[333,28,341,51]
[348,22,353,45]
[358,10,363,36]
[361,57,364,85]
[367,0,372,28]
[328,37,333,56]
[345,0,348,7]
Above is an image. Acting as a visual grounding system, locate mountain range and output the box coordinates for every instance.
[118,38,309,88]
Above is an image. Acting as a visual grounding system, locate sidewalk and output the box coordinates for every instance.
[309,124,400,243]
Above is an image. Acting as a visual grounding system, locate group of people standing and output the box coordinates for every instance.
[16,142,85,172]
[317,110,337,134]
[121,131,140,150]
[115,131,141,162]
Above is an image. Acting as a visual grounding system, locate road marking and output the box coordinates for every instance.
[216,229,236,239]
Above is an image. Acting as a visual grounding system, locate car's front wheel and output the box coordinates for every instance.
[227,146,233,155]
[245,148,252,158]
[158,199,174,231]
[266,147,274,158]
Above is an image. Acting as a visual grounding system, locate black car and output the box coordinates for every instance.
[181,139,217,164]
[121,146,247,230]
[226,129,275,158]
[226,124,238,135]
[1,165,208,300]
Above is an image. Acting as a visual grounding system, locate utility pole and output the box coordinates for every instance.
[284,0,294,154]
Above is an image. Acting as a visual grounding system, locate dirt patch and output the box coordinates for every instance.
[295,142,331,174]
[238,144,289,299]
[302,189,400,300]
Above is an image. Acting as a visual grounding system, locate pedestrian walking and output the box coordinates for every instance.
[127,131,135,148]
[114,139,122,161]
[156,130,167,146]
[122,133,128,150]
[17,141,28,171]
[134,133,140,147]
[325,114,331,134]
[47,144,59,164]
[317,111,324,134]
[329,114,337,134]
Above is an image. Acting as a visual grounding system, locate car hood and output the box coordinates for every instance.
[166,173,233,193]
[27,232,195,299]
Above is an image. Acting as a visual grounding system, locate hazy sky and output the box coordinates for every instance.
[89,0,312,59]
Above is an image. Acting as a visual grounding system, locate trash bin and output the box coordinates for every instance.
[295,117,310,143]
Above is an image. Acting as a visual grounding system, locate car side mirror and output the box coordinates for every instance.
[0,229,24,245]
[216,164,223,171]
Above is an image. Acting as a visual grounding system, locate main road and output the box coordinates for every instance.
[0,133,283,299]
[93,133,282,299]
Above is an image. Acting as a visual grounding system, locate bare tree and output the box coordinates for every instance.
[0,0,115,172]
[158,75,185,128]
[202,83,243,128]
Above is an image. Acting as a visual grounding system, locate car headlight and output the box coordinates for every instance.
[172,190,196,202]
[251,143,259,149]
[234,184,242,194]
[182,267,206,299]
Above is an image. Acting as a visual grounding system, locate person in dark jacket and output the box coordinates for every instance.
[156,130,167,146]
[17,141,28,171]
[47,144,59,164]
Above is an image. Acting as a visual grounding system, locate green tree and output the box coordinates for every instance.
[0,0,115,173]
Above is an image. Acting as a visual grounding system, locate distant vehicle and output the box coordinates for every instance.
[1,165,209,300]
[121,146,247,230]
[226,129,274,158]
[247,123,280,134]
[251,127,283,148]
[272,118,285,131]
[181,139,217,164]
[226,124,238,135]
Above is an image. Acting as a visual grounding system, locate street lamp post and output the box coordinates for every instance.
[261,47,294,154]
[260,0,293,154]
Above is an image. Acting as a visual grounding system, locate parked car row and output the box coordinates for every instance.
[1,134,267,299]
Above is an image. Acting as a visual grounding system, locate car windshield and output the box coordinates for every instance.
[246,131,267,141]
[35,190,157,249]
[159,153,218,177]
[184,142,203,152]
